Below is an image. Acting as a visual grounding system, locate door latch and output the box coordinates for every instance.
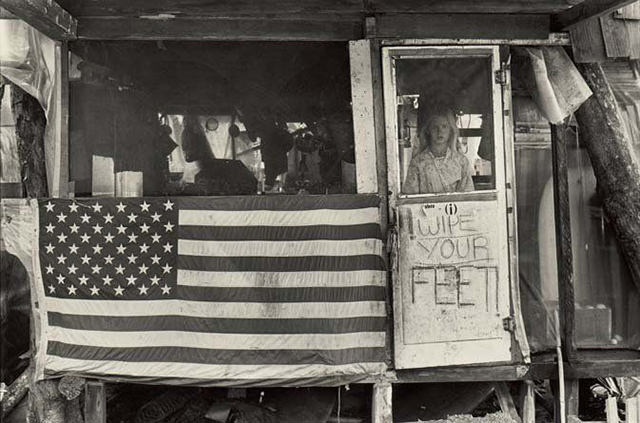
[503,316,516,332]
[495,68,508,86]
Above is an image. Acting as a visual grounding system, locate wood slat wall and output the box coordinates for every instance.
[570,1,640,62]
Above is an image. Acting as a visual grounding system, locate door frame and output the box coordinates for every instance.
[381,44,529,368]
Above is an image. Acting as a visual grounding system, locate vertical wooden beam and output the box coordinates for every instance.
[550,121,576,361]
[84,381,106,423]
[606,396,619,423]
[349,39,378,194]
[371,382,392,423]
[495,382,522,423]
[369,39,388,209]
[51,41,69,198]
[520,380,536,423]
[565,379,580,418]
[626,395,640,423]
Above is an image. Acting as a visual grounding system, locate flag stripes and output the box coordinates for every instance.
[44,357,385,381]
[176,286,386,303]
[178,208,380,227]
[48,342,387,366]
[178,223,382,241]
[47,328,386,350]
[176,269,387,288]
[177,238,384,257]
[177,255,386,272]
[36,195,388,385]
[47,313,387,334]
[44,298,386,319]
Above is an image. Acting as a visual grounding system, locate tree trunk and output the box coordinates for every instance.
[1,366,30,418]
[10,83,48,198]
[575,63,640,292]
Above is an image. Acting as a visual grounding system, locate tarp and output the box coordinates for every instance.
[0,20,59,195]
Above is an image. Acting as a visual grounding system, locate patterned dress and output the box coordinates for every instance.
[403,147,474,194]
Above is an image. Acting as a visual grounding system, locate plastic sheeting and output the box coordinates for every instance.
[513,50,640,351]
[513,47,592,124]
[0,19,59,196]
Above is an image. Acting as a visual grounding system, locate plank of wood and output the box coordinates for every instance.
[565,379,580,417]
[374,13,549,40]
[606,396,619,423]
[57,0,364,18]
[51,41,70,198]
[550,122,577,361]
[381,33,572,46]
[570,19,608,62]
[372,382,392,423]
[521,381,536,423]
[494,382,522,423]
[0,0,76,40]
[600,13,632,57]
[77,16,362,41]
[369,0,576,14]
[392,362,557,383]
[350,40,378,195]
[615,1,640,19]
[625,20,640,58]
[84,381,107,423]
[567,359,640,378]
[552,0,638,29]
[626,395,639,423]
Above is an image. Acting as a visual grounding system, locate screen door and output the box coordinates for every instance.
[383,46,515,368]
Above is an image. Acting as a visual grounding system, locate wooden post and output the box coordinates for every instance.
[495,382,522,423]
[84,381,107,423]
[606,396,619,423]
[550,121,577,361]
[349,39,378,195]
[51,40,70,198]
[565,379,580,419]
[371,382,392,423]
[520,380,536,423]
[626,395,640,423]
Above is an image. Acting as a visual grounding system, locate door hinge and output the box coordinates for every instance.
[503,316,516,333]
[495,69,508,86]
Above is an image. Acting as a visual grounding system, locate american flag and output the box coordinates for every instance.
[34,196,388,385]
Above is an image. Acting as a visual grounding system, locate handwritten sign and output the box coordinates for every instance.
[398,201,506,345]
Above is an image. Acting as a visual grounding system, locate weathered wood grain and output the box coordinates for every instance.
[600,13,632,57]
[570,18,608,62]
[550,122,576,361]
[77,16,363,41]
[374,13,549,40]
[552,0,638,29]
[0,0,76,40]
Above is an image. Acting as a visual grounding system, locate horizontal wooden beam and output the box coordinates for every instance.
[552,0,639,29]
[0,0,76,40]
[381,362,557,384]
[369,0,578,14]
[379,33,571,45]
[372,14,549,40]
[76,16,362,41]
[55,0,577,18]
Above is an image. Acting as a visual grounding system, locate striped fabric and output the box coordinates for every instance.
[33,195,388,385]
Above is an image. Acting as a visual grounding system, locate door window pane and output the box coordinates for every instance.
[394,56,496,195]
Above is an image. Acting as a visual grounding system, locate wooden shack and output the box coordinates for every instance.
[1,0,639,422]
